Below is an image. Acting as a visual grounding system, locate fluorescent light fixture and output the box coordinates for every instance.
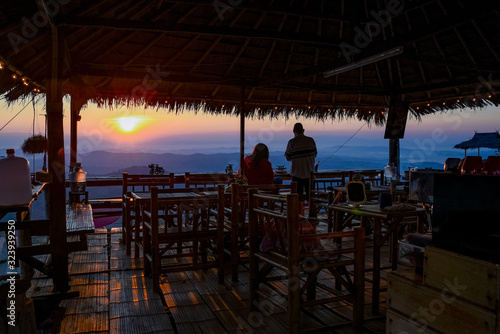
[323,46,404,78]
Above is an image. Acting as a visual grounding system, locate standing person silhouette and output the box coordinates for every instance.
[285,123,317,204]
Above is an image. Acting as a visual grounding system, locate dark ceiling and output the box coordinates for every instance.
[1,0,500,123]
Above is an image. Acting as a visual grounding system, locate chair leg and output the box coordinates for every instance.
[288,265,301,334]
[231,224,239,282]
[143,229,151,277]
[134,206,141,258]
[152,243,160,293]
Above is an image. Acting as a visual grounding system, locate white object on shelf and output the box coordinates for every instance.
[0,149,32,207]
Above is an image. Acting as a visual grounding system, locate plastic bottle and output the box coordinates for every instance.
[0,149,32,206]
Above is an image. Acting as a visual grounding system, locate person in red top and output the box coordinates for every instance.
[239,143,275,185]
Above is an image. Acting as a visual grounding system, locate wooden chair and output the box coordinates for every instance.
[184,172,231,188]
[461,156,484,174]
[248,189,365,333]
[225,182,297,282]
[311,171,347,191]
[121,172,176,256]
[484,155,500,175]
[355,169,385,185]
[141,186,224,292]
[308,171,336,223]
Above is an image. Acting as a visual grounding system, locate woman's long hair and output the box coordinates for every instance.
[248,143,269,167]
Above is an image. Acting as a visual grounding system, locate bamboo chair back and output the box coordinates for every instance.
[248,189,365,333]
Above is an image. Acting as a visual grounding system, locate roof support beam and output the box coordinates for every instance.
[46,25,69,293]
[55,15,343,46]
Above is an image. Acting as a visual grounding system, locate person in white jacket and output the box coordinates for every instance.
[284,123,317,203]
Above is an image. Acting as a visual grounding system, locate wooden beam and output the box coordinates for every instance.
[240,87,246,175]
[46,26,69,293]
[55,15,343,47]
[69,96,86,171]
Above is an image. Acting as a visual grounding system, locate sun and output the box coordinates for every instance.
[116,116,146,133]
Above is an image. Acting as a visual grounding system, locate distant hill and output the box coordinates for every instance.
[75,149,450,177]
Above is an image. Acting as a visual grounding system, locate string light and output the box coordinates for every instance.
[11,74,17,79]
[0,62,4,70]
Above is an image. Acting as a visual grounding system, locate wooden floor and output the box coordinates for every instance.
[26,227,395,334]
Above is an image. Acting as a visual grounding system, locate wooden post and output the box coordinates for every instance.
[47,28,69,292]
[385,96,408,182]
[389,138,400,181]
[240,88,246,175]
[69,96,86,172]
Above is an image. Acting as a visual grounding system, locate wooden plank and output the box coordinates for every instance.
[163,291,204,308]
[61,296,109,314]
[60,312,109,333]
[109,270,152,292]
[169,304,217,323]
[387,270,497,334]
[68,283,108,298]
[110,314,175,333]
[109,300,166,318]
[386,308,442,334]
[424,246,500,310]
[109,285,161,303]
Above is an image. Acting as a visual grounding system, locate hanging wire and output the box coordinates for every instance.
[319,122,367,166]
[0,99,32,132]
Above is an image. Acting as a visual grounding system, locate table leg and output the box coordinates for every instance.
[390,221,399,270]
[372,217,381,315]
[17,211,33,280]
[134,202,141,258]
[417,214,424,233]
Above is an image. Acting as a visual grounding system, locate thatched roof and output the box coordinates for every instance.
[1,0,500,123]
[454,132,500,150]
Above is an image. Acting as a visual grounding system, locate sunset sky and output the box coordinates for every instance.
[1,98,499,156]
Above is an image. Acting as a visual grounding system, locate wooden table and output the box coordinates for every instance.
[319,202,427,314]
[1,185,95,279]
[130,190,216,257]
